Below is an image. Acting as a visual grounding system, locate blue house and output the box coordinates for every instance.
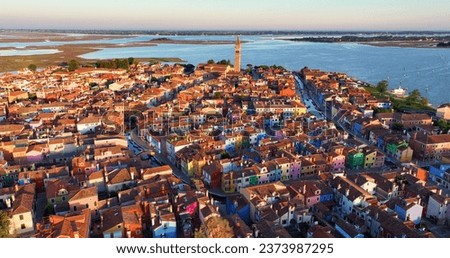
[226,195,250,225]
[377,136,385,151]
[311,138,322,149]
[153,217,177,238]
[429,164,450,179]
[320,190,334,203]
[351,120,364,137]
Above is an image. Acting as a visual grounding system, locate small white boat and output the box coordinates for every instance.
[390,85,408,97]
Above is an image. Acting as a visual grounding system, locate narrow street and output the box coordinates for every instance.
[129,129,191,184]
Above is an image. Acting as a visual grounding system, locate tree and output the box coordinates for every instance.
[392,122,404,131]
[420,97,429,107]
[207,59,215,64]
[436,119,450,132]
[204,217,233,238]
[376,80,389,93]
[115,59,129,70]
[217,59,231,65]
[0,211,10,238]
[127,57,135,65]
[27,64,37,71]
[407,89,421,103]
[194,227,207,238]
[68,60,80,71]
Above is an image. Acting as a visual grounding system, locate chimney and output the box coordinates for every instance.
[345,188,350,197]
[14,184,19,192]
[303,184,307,194]
[131,171,135,180]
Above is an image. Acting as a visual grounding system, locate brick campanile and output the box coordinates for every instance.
[234,35,241,72]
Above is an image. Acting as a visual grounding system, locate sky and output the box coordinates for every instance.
[0,0,449,31]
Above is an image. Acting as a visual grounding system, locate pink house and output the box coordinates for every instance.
[329,152,346,172]
[290,159,302,180]
[289,181,322,208]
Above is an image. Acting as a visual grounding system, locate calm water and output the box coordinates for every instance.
[80,36,450,105]
[0,49,60,56]
[2,34,449,105]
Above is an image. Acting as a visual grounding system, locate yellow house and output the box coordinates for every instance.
[193,155,207,178]
[363,149,377,169]
[397,145,414,163]
[292,101,307,116]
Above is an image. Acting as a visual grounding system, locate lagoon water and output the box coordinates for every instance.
[81,35,450,106]
[2,34,449,105]
[0,49,60,56]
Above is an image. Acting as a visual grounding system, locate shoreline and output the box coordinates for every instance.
[283,36,450,49]
[0,38,236,72]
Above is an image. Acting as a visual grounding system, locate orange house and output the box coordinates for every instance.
[280,86,296,97]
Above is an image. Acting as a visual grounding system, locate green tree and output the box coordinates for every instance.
[392,122,404,131]
[214,92,222,99]
[68,59,80,71]
[27,64,37,71]
[217,59,231,65]
[420,97,429,107]
[0,211,10,238]
[207,59,215,64]
[115,59,129,70]
[376,80,389,93]
[407,89,421,103]
[436,119,450,132]
[127,57,135,65]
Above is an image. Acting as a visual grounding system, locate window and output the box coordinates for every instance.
[19,215,24,220]
[85,204,89,208]
[21,224,26,229]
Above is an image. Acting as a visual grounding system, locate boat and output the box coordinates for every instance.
[390,85,408,97]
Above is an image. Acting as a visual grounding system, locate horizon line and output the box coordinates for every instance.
[2,28,450,33]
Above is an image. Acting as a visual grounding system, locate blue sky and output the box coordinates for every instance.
[0,0,449,30]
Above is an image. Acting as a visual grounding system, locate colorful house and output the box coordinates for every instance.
[346,149,364,170]
[386,140,413,162]
[363,147,377,169]
[226,195,251,225]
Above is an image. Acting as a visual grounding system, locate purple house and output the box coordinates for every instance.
[26,144,47,163]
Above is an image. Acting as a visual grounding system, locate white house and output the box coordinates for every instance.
[77,116,102,135]
[9,185,36,236]
[426,193,450,225]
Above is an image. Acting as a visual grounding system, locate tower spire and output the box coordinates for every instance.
[234,35,241,72]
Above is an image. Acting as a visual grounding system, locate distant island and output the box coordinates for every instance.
[285,35,450,48]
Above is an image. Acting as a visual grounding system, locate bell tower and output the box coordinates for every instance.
[234,35,241,72]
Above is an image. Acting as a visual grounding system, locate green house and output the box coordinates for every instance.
[347,150,364,170]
